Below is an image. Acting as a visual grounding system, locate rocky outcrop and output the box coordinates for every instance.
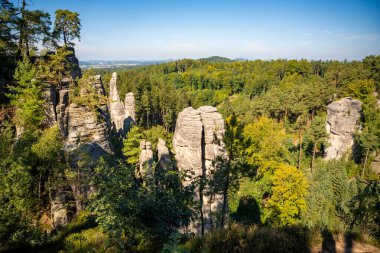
[50,186,72,229]
[64,75,111,154]
[109,72,126,131]
[157,138,171,169]
[173,106,226,235]
[139,140,154,179]
[173,107,203,183]
[325,98,362,160]
[64,75,112,213]
[42,47,81,134]
[37,49,83,229]
[124,92,136,125]
[108,72,135,133]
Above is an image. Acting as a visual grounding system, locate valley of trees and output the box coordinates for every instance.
[1,0,380,252]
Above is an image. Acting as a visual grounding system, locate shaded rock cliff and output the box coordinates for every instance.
[325,98,362,160]
[46,68,112,228]
[173,106,226,235]
[64,75,112,213]
[157,138,172,169]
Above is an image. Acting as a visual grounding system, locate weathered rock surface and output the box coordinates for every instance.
[124,92,136,124]
[173,106,226,235]
[139,140,154,179]
[325,98,362,160]
[108,72,135,133]
[173,107,203,183]
[64,75,111,154]
[109,72,126,131]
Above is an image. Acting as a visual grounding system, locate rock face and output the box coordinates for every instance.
[39,49,82,229]
[108,72,135,133]
[139,140,154,179]
[157,138,171,169]
[63,75,112,214]
[124,92,136,125]
[64,75,111,154]
[325,98,362,160]
[173,106,226,235]
[109,72,126,131]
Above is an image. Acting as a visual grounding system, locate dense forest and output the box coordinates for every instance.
[1,0,380,252]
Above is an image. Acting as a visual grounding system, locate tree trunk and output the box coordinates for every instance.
[17,0,27,59]
[311,142,317,174]
[38,172,42,201]
[63,31,67,46]
[284,107,288,134]
[298,130,303,170]
[362,148,370,178]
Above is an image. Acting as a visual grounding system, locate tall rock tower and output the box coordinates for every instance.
[108,72,135,134]
[173,106,227,235]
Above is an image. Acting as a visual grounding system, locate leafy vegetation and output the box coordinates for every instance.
[0,1,379,252]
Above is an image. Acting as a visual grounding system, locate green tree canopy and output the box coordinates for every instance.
[53,9,81,46]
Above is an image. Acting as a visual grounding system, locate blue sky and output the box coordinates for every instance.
[27,0,380,60]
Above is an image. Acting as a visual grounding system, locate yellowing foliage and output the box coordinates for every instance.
[243,117,288,163]
[267,164,308,225]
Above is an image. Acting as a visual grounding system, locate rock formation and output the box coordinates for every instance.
[64,75,111,154]
[157,138,171,169]
[139,140,154,179]
[124,92,136,125]
[109,72,126,131]
[325,98,362,160]
[108,72,135,133]
[50,186,72,229]
[37,48,83,228]
[43,47,82,131]
[63,75,112,214]
[173,106,226,235]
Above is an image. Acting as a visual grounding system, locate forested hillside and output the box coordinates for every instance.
[1,0,380,252]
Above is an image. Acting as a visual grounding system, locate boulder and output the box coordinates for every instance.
[325,98,362,160]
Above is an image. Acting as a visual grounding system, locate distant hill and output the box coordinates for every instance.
[200,56,233,62]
